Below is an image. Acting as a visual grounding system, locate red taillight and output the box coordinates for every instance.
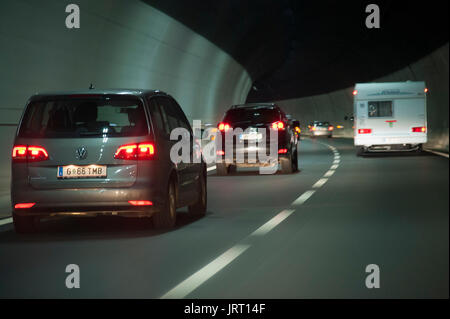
[328,126,334,131]
[14,203,36,209]
[424,88,428,93]
[216,150,225,156]
[353,90,358,96]
[412,126,426,133]
[12,145,49,162]
[218,122,231,132]
[278,149,288,154]
[115,143,155,160]
[271,121,285,130]
[128,200,153,206]
[358,128,372,134]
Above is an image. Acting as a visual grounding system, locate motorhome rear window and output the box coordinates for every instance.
[368,101,393,118]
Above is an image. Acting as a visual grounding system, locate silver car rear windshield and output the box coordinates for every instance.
[19,97,149,138]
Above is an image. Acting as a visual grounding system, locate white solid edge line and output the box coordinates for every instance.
[312,178,328,189]
[160,244,250,299]
[292,190,316,206]
[207,165,217,172]
[425,149,449,159]
[250,209,295,236]
[0,217,13,226]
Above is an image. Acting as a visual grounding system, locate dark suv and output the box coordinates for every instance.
[215,103,298,175]
[11,89,206,233]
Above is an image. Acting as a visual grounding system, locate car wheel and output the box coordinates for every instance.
[153,180,176,229]
[188,173,207,217]
[216,163,228,176]
[356,146,365,157]
[281,153,294,174]
[328,134,333,138]
[13,213,39,233]
[292,148,299,172]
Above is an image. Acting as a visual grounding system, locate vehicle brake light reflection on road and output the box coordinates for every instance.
[128,200,153,206]
[14,203,36,209]
[358,128,372,134]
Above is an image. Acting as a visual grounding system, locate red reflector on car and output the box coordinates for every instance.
[358,128,372,134]
[128,200,153,206]
[14,203,36,209]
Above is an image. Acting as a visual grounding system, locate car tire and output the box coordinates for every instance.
[153,180,177,229]
[356,146,365,157]
[216,163,228,176]
[188,173,207,217]
[281,153,294,174]
[13,213,39,233]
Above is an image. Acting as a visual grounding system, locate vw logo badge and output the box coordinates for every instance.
[76,147,88,160]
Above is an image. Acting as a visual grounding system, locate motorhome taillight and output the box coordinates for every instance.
[12,145,49,162]
[412,127,427,133]
[358,129,372,134]
[114,143,155,160]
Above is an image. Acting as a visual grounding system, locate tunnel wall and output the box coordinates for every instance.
[0,0,252,188]
[277,43,449,153]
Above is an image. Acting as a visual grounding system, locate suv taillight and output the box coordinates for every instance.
[12,145,49,162]
[218,122,231,132]
[114,142,155,160]
[271,121,285,130]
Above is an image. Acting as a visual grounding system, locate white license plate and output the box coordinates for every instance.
[57,165,107,179]
[240,133,263,140]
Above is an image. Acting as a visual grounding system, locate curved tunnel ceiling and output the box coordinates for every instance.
[144,0,449,102]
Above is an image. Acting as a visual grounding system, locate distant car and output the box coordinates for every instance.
[215,103,298,175]
[309,121,334,138]
[11,89,206,233]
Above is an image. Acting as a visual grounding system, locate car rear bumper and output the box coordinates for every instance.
[11,186,161,217]
[311,130,332,136]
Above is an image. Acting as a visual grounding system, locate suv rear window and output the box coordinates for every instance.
[19,97,148,138]
[223,107,280,124]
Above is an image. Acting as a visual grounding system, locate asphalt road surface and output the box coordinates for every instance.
[0,138,448,298]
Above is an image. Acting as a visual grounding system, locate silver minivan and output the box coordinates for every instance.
[11,89,206,233]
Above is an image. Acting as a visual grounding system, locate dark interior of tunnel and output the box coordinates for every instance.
[145,0,449,102]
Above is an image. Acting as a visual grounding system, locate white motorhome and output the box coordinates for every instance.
[353,81,427,155]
